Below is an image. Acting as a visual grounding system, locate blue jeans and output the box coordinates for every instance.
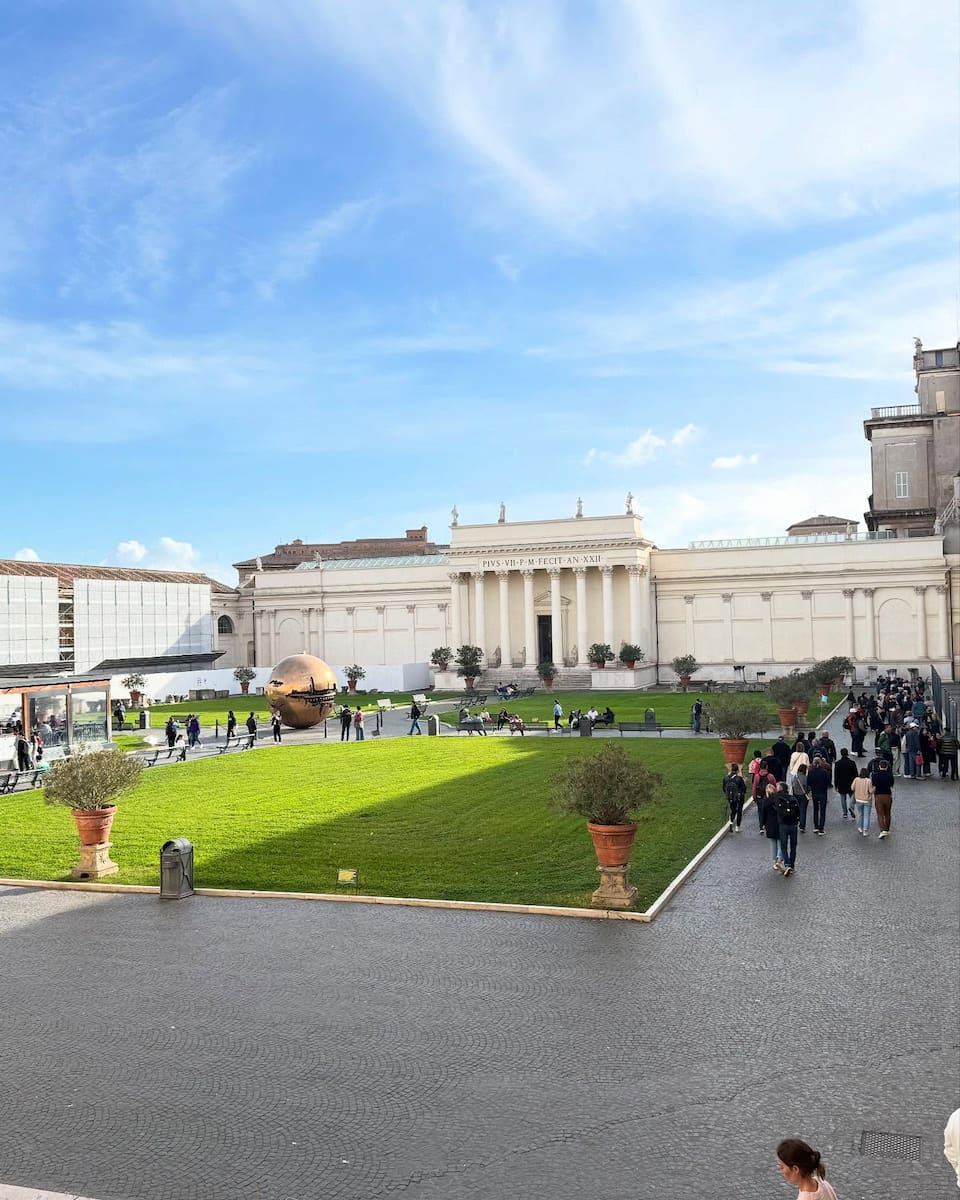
[409,719,421,735]
[355,727,364,741]
[778,823,798,868]
[838,791,852,817]
[904,751,918,778]
[811,791,828,832]
[770,837,781,863]
[798,793,810,830]
[693,715,701,732]
[856,801,871,833]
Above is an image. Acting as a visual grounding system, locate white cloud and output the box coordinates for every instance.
[671,422,702,448]
[14,547,40,561]
[116,539,147,563]
[586,423,702,467]
[254,199,378,300]
[712,453,759,469]
[156,536,201,569]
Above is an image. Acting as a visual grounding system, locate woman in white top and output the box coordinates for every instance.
[851,767,875,836]
[787,744,810,790]
[776,1138,839,1198]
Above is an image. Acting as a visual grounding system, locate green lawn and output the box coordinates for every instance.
[121,692,427,734]
[0,738,734,909]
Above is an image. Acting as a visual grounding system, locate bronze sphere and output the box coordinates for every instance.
[265,654,337,729]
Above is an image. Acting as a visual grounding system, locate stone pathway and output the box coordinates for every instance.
[1,704,956,1198]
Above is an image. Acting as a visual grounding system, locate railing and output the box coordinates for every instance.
[688,532,895,549]
[869,404,921,419]
[932,666,959,734]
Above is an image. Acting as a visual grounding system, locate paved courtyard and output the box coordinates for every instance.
[1,709,957,1200]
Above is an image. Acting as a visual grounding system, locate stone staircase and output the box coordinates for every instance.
[474,666,593,691]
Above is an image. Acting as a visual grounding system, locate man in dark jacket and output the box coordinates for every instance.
[752,762,777,829]
[772,735,792,776]
[938,728,959,780]
[904,723,921,778]
[807,757,832,835]
[833,747,858,818]
[339,705,353,742]
[870,761,895,838]
[761,747,783,782]
[759,782,782,871]
[722,763,747,832]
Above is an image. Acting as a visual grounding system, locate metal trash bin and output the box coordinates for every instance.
[578,715,592,737]
[427,715,440,736]
[644,708,656,724]
[138,710,150,730]
[160,837,195,900]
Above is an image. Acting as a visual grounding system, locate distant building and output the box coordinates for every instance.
[233,527,448,582]
[786,515,858,538]
[864,340,960,537]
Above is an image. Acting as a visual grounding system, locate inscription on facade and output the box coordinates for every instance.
[479,554,603,570]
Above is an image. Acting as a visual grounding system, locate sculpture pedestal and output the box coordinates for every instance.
[71,841,118,880]
[591,864,638,910]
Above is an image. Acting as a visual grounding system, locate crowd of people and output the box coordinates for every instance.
[842,680,957,780]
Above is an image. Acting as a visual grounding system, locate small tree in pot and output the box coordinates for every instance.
[430,647,453,672]
[345,664,366,693]
[454,644,483,689]
[552,743,663,909]
[671,655,699,690]
[704,695,774,766]
[44,747,144,878]
[766,674,807,730]
[812,656,853,689]
[233,665,256,695]
[537,660,558,689]
[121,673,146,706]
[587,642,615,669]
[619,643,644,669]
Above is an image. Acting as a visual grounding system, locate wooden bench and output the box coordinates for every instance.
[618,719,664,737]
[217,735,257,755]
[142,746,188,766]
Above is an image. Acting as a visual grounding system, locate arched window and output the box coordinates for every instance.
[217,615,234,635]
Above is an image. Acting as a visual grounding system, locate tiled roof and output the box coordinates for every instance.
[0,559,235,593]
[787,514,856,528]
[295,554,450,571]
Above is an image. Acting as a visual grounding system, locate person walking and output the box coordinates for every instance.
[833,747,858,819]
[692,698,703,733]
[408,700,423,735]
[887,722,902,775]
[165,717,177,748]
[775,781,801,877]
[775,1138,839,1198]
[772,734,792,777]
[759,782,783,872]
[791,762,812,834]
[870,759,895,839]
[270,711,282,743]
[353,706,365,742]
[807,756,832,836]
[787,741,810,790]
[753,759,777,831]
[904,722,921,778]
[722,762,746,832]
[938,727,959,781]
[15,732,32,770]
[553,699,563,730]
[226,709,237,742]
[339,705,353,742]
[245,712,257,749]
[852,767,874,836]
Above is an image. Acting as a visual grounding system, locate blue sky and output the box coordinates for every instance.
[2,0,958,584]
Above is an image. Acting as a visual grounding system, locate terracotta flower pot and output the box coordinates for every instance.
[623,661,636,670]
[129,691,141,707]
[72,806,117,846]
[593,661,606,669]
[435,663,449,672]
[587,821,638,867]
[795,700,810,717]
[680,674,691,688]
[464,677,476,689]
[240,681,250,695]
[543,679,554,690]
[778,706,797,729]
[348,679,357,692]
[719,737,748,767]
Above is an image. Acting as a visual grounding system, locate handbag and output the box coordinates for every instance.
[915,752,924,766]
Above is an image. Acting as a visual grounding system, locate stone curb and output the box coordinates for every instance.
[0,1186,100,1200]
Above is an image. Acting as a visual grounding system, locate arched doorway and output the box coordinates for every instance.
[876,597,913,662]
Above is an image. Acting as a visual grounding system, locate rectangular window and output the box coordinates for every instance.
[934,350,943,367]
[895,471,909,498]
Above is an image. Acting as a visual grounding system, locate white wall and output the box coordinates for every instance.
[75,580,214,673]
[0,575,59,666]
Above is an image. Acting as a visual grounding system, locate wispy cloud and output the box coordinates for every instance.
[107,536,230,584]
[253,199,379,300]
[712,453,759,470]
[585,423,700,467]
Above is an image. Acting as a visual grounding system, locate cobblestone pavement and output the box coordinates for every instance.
[1,705,957,1199]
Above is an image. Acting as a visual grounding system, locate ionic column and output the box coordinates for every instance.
[437,602,448,648]
[521,570,536,667]
[497,571,512,667]
[914,586,928,658]
[722,593,734,660]
[345,606,355,664]
[301,608,311,655]
[254,608,266,666]
[628,567,643,646]
[376,604,386,663]
[843,588,855,658]
[448,574,462,649]
[684,594,696,657]
[801,590,814,659]
[574,568,588,666]
[549,569,563,665]
[472,572,486,659]
[266,609,278,664]
[936,585,949,659]
[601,566,614,649]
[863,588,876,659]
[761,592,773,660]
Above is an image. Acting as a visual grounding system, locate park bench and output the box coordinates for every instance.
[618,718,664,737]
[0,769,42,793]
[217,735,257,755]
[141,746,188,766]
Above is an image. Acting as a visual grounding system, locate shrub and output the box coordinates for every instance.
[454,645,483,678]
[121,673,146,691]
[671,655,699,678]
[345,664,366,682]
[619,643,644,664]
[704,695,773,739]
[552,743,664,825]
[811,656,853,686]
[44,748,143,811]
[430,647,453,669]
[233,666,256,683]
[536,661,558,682]
[587,642,615,664]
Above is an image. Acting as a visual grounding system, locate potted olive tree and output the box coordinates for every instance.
[812,656,852,690]
[587,642,615,669]
[454,644,483,689]
[537,661,558,689]
[121,673,146,707]
[671,655,699,690]
[766,674,807,730]
[233,665,256,696]
[704,695,773,766]
[345,664,366,693]
[430,646,453,672]
[552,743,663,909]
[44,747,144,879]
[619,643,644,669]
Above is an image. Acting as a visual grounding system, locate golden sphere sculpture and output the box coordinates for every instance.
[265,654,338,729]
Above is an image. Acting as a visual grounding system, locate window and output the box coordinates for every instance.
[894,471,909,498]
[217,615,234,635]
[934,350,943,367]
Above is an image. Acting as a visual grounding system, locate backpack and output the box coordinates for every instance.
[776,791,801,826]
[723,775,743,803]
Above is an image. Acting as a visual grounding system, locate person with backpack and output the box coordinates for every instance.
[692,698,703,733]
[339,704,353,742]
[409,701,422,735]
[775,782,801,877]
[752,760,777,831]
[833,747,858,819]
[807,756,832,836]
[790,762,812,833]
[722,763,746,832]
[787,740,809,790]
[270,711,282,743]
[759,782,782,871]
[852,767,874,836]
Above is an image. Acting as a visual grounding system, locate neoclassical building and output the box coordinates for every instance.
[213,503,959,687]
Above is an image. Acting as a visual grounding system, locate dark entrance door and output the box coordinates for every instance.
[537,615,552,665]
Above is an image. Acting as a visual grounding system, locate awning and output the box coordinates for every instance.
[93,652,225,673]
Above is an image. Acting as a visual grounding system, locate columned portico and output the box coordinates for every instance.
[521,570,536,667]
[575,569,588,666]
[472,572,486,659]
[549,570,563,666]
[497,571,512,667]
[628,566,642,646]
[448,574,462,649]
[915,586,928,658]
[601,566,614,649]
